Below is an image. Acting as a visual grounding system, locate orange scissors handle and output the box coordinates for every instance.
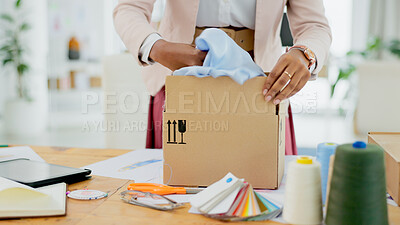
[127,183,187,195]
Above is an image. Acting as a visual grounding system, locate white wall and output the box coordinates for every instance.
[48,0,103,61]
[47,0,125,78]
[103,0,127,56]
[25,0,49,129]
[0,0,49,131]
[323,0,353,57]
[351,0,370,51]
[47,0,103,78]
[0,0,13,119]
[0,73,5,120]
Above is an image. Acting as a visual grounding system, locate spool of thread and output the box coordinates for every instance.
[316,142,337,204]
[283,156,322,225]
[325,141,388,225]
[324,155,335,213]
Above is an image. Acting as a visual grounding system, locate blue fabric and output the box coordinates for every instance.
[173,28,265,84]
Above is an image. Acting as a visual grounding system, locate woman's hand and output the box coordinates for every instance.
[262,49,311,105]
[149,39,207,71]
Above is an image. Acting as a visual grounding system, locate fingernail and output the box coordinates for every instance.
[265,96,272,102]
[263,89,268,95]
[273,99,281,105]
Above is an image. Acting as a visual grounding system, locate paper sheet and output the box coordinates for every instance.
[387,194,398,207]
[0,176,37,192]
[82,149,164,183]
[165,194,194,203]
[0,146,45,162]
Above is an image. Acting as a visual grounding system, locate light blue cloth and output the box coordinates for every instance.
[173,28,265,84]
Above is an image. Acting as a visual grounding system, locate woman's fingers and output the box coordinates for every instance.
[263,50,312,104]
[263,56,288,96]
[264,65,296,104]
[196,49,207,65]
[275,63,311,102]
[150,40,209,71]
[288,74,309,98]
[274,72,302,103]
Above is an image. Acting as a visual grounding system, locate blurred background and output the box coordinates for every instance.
[0,0,399,151]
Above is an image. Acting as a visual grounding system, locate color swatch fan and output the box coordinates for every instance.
[190,173,282,221]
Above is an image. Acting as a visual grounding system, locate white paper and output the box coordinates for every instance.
[190,173,243,212]
[208,184,242,214]
[82,149,164,183]
[189,206,201,214]
[129,194,194,206]
[165,194,194,203]
[0,176,37,192]
[0,177,66,215]
[387,193,398,207]
[0,146,45,162]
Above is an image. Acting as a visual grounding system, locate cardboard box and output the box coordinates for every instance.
[163,76,287,189]
[368,132,400,204]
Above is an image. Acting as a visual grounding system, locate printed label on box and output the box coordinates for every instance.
[166,120,187,144]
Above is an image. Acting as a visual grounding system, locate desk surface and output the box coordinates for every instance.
[3,146,400,225]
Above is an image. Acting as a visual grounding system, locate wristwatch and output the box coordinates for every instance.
[289,45,316,73]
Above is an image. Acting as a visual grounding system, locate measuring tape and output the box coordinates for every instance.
[67,190,108,200]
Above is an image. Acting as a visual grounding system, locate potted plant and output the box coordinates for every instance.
[330,36,400,134]
[329,37,400,117]
[0,0,46,136]
[330,37,383,98]
[331,37,400,98]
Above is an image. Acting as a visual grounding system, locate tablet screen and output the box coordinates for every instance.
[0,159,90,184]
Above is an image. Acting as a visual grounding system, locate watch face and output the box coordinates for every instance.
[305,49,315,59]
[304,48,316,64]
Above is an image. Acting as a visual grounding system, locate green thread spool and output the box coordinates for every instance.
[325,141,388,225]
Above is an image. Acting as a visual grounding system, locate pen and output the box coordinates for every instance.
[0,145,9,147]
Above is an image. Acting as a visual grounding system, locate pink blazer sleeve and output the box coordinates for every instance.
[113,0,157,66]
[286,0,332,76]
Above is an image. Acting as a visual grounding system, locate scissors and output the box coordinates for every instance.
[127,183,204,195]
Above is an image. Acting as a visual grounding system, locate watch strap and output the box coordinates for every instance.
[289,45,316,69]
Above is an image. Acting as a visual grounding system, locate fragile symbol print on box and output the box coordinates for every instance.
[166,120,186,144]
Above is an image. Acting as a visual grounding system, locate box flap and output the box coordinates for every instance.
[277,114,286,187]
[368,132,400,205]
[165,76,276,115]
[368,132,400,162]
[277,99,289,116]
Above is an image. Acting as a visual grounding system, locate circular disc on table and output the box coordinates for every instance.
[67,190,108,200]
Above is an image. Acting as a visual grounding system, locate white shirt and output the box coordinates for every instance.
[196,0,256,29]
[139,0,257,64]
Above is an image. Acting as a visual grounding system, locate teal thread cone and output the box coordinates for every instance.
[316,142,337,204]
[325,142,388,225]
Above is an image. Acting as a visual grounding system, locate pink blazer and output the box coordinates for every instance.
[114,0,332,96]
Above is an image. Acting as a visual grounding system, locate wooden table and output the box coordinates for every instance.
[3,146,400,224]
